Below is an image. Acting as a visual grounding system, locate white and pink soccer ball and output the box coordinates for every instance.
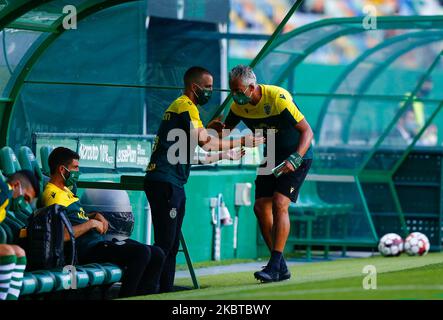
[378,233,404,257]
[404,232,430,256]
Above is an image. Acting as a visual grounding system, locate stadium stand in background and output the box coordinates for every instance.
[229,0,443,62]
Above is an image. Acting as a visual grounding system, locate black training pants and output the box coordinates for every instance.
[80,238,165,298]
[144,178,186,293]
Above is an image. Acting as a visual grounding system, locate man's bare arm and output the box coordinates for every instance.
[196,148,245,165]
[63,220,104,242]
[193,127,264,152]
[278,119,313,175]
[295,119,314,158]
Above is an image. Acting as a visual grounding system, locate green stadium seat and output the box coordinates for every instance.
[10,208,29,225]
[0,147,21,176]
[0,221,14,243]
[19,265,114,296]
[48,267,91,291]
[74,268,91,289]
[89,263,122,284]
[29,271,56,294]
[51,269,78,292]
[0,169,5,182]
[18,146,48,205]
[40,146,54,177]
[20,273,39,295]
[18,146,44,182]
[76,264,107,286]
[0,225,7,244]
[288,181,353,260]
[2,214,26,244]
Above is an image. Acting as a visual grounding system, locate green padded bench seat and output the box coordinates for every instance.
[20,263,122,296]
[24,271,56,294]
[89,263,123,284]
[76,264,107,287]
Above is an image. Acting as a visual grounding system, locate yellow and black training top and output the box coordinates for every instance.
[145,95,204,187]
[225,84,313,163]
[0,180,12,224]
[41,182,104,254]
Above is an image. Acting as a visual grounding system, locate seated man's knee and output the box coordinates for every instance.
[10,245,25,258]
[0,244,15,257]
[150,245,165,261]
[149,245,166,267]
[128,243,152,265]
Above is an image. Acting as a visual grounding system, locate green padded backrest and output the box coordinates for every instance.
[18,146,43,181]
[0,169,5,183]
[0,147,21,176]
[298,181,314,202]
[40,145,54,176]
[0,225,7,244]
[301,180,324,203]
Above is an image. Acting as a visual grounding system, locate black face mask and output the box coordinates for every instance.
[193,83,212,106]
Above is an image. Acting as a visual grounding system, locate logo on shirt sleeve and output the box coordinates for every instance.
[279,94,286,100]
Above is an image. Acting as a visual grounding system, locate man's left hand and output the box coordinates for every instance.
[91,212,109,233]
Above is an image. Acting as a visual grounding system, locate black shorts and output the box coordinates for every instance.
[255,159,312,203]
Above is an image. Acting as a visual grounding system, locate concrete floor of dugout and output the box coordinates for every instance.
[176,251,376,279]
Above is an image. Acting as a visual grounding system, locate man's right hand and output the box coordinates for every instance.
[90,219,106,234]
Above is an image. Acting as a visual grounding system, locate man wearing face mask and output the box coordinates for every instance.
[0,170,40,300]
[215,65,314,283]
[41,147,166,298]
[144,66,264,293]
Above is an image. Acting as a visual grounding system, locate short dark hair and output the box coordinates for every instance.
[7,169,40,197]
[48,147,80,175]
[183,66,211,87]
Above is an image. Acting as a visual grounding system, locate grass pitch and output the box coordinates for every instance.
[128,252,443,300]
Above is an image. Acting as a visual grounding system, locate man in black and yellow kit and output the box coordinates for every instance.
[222,65,314,282]
[0,170,40,300]
[41,147,165,298]
[144,66,264,293]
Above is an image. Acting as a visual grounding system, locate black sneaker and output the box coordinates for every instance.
[254,264,280,283]
[279,259,291,281]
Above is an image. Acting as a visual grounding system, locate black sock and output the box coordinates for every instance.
[269,250,282,270]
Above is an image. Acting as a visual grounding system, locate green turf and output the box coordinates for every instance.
[127,253,443,300]
[175,258,255,271]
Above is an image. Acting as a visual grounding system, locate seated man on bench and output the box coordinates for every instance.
[1,170,40,300]
[41,147,165,298]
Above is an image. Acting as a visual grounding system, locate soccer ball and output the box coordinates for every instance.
[378,233,404,257]
[404,232,430,256]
